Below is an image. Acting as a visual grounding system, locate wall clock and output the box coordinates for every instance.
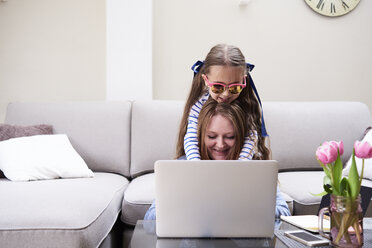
[304,0,361,17]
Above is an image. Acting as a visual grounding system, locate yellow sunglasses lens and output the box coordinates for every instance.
[229,85,243,94]
[210,85,225,94]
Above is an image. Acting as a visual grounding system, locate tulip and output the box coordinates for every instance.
[327,141,344,156]
[354,141,372,159]
[316,141,339,164]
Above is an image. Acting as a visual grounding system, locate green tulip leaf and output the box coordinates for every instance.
[318,160,330,177]
[333,155,343,193]
[348,149,360,198]
[311,190,328,197]
[340,177,350,197]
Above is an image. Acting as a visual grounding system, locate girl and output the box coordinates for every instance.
[145,100,290,220]
[176,44,269,161]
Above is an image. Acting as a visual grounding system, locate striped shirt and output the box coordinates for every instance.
[184,93,258,160]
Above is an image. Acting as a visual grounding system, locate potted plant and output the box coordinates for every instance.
[316,140,372,247]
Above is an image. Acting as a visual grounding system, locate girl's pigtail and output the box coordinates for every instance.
[246,63,267,137]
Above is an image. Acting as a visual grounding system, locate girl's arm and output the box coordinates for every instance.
[238,130,258,160]
[184,93,210,160]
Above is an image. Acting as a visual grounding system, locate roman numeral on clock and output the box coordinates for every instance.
[317,0,324,10]
[331,3,336,13]
[305,0,360,17]
[342,1,350,10]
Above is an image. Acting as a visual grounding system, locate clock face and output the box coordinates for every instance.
[304,0,361,17]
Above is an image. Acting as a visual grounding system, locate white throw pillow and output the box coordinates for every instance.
[0,134,94,181]
[343,128,372,180]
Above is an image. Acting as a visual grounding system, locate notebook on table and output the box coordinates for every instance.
[280,215,330,233]
[154,160,279,238]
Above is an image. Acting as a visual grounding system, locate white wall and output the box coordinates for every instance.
[1,0,371,122]
[0,0,106,122]
[153,0,372,115]
[106,0,152,101]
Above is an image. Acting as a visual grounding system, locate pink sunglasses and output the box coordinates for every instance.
[203,75,246,94]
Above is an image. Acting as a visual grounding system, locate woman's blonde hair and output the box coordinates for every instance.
[198,99,247,160]
[176,44,270,160]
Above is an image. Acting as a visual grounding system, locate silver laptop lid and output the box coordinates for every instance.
[155,160,278,238]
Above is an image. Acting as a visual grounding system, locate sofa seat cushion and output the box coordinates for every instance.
[0,172,129,248]
[121,173,154,225]
[278,171,324,215]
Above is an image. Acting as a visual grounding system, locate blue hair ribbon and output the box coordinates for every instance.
[191,60,204,76]
[246,62,255,72]
[246,63,268,137]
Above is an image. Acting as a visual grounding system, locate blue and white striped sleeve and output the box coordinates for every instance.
[184,93,210,160]
[238,130,258,160]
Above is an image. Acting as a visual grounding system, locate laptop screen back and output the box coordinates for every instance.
[155,160,278,238]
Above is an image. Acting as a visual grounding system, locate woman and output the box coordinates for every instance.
[145,100,290,220]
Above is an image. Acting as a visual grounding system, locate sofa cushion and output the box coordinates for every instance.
[0,134,94,181]
[278,171,324,215]
[130,101,372,174]
[343,127,372,180]
[0,123,53,141]
[278,171,372,215]
[0,123,53,178]
[130,100,184,177]
[0,172,128,248]
[264,102,372,171]
[5,101,131,177]
[121,173,154,225]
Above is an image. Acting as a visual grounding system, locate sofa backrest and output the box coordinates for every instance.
[5,101,132,177]
[130,100,372,175]
[130,100,184,177]
[5,100,371,177]
[264,102,372,171]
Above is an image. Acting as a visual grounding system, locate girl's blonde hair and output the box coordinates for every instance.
[198,99,247,160]
[176,44,270,160]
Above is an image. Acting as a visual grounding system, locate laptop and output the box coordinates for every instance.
[154,160,278,238]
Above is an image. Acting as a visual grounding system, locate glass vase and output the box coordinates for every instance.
[319,194,363,247]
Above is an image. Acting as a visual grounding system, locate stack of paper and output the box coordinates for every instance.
[280,215,330,233]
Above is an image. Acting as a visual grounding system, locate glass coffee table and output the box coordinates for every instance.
[129,218,372,248]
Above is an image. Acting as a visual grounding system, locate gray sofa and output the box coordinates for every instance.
[1,100,371,248]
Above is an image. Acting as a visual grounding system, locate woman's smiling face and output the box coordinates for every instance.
[205,113,236,160]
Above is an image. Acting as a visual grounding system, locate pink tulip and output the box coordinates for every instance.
[327,141,344,156]
[354,141,372,159]
[316,141,339,164]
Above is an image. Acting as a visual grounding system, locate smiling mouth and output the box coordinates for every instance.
[213,149,229,156]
